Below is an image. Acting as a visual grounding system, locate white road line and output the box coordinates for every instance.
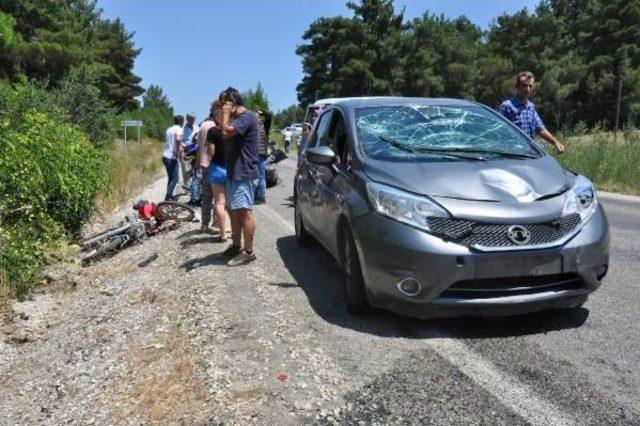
[260,204,295,234]
[597,191,640,204]
[426,336,576,426]
[259,203,577,426]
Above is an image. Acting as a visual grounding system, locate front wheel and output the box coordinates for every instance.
[156,201,195,222]
[343,227,370,314]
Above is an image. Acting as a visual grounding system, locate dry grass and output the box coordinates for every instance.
[0,266,15,323]
[230,387,265,403]
[115,332,211,424]
[99,138,165,211]
[139,288,158,304]
[556,129,640,196]
[0,294,14,324]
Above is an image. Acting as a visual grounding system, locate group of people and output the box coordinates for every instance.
[162,87,269,267]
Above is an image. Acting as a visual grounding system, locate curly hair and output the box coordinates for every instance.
[219,87,244,106]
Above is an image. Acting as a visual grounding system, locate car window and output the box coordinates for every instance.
[307,110,333,148]
[355,105,541,162]
[332,114,352,172]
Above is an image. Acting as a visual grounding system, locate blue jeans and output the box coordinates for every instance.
[256,155,267,201]
[190,171,201,203]
[162,157,179,201]
[226,179,259,210]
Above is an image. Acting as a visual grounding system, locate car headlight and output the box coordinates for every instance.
[366,182,448,232]
[562,175,597,223]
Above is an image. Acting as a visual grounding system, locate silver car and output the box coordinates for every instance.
[294,97,609,319]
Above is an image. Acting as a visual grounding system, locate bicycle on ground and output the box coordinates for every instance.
[78,199,195,263]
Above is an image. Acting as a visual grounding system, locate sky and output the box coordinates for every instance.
[97,0,540,119]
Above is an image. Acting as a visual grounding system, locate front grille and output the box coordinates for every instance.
[427,213,581,248]
[440,273,585,299]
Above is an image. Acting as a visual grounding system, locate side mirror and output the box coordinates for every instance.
[273,149,287,163]
[306,146,336,166]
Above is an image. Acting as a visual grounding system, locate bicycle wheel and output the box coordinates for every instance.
[156,201,195,222]
[174,190,191,204]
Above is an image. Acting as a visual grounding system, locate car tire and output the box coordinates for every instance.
[295,197,312,246]
[343,228,370,315]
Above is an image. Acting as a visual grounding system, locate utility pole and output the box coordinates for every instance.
[614,76,623,139]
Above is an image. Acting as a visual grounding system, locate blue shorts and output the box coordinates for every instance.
[226,179,259,210]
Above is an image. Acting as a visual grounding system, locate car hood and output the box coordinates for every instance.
[362,156,575,222]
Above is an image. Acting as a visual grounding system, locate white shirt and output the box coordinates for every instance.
[163,125,183,159]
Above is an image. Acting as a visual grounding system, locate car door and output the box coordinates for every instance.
[297,109,333,236]
[311,109,353,257]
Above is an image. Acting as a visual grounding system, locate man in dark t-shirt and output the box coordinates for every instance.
[218,87,260,266]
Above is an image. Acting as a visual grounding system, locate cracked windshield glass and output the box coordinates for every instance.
[356,105,540,161]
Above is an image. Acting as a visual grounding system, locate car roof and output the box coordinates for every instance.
[328,96,478,110]
[310,97,368,107]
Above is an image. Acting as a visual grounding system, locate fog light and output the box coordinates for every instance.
[397,278,422,297]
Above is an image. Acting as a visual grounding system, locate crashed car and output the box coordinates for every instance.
[294,97,609,318]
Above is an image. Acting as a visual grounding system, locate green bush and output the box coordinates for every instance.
[0,108,107,298]
[0,80,66,124]
[57,66,116,146]
[1,76,115,146]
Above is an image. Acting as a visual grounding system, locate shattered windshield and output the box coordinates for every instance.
[355,105,541,162]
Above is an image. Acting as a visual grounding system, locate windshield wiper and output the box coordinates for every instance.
[377,135,486,161]
[378,135,418,153]
[413,146,539,159]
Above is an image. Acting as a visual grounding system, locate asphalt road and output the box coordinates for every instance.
[263,157,640,425]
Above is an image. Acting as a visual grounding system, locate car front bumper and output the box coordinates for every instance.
[351,204,610,319]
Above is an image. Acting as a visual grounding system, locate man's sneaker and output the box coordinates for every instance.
[200,225,211,234]
[254,198,266,205]
[227,251,257,267]
[221,244,241,258]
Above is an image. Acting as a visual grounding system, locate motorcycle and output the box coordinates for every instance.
[265,140,287,188]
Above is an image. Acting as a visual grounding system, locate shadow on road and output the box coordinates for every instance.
[138,253,159,267]
[180,253,228,272]
[176,229,202,240]
[179,236,218,248]
[282,196,295,208]
[268,282,299,289]
[276,235,589,339]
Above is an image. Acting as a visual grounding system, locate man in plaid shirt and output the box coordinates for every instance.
[498,71,565,154]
